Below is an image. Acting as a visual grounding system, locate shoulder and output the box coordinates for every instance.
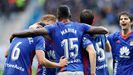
[33,36,45,41]
[78,22,90,26]
[44,23,58,31]
[83,34,92,39]
[83,34,91,37]
[108,32,120,41]
[71,22,88,26]
[109,32,119,37]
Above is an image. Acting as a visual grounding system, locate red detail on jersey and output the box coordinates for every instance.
[28,51,35,75]
[120,32,132,40]
[28,64,32,75]
[36,64,41,75]
[82,49,89,75]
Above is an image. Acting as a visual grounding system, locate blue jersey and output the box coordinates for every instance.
[108,32,133,75]
[3,36,45,75]
[36,39,56,75]
[82,34,109,75]
[45,22,91,72]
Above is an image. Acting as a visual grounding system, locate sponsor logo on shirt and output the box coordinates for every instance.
[5,63,24,71]
[96,64,107,70]
[120,46,130,58]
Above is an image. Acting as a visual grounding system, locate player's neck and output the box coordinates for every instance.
[121,28,131,36]
[60,18,71,24]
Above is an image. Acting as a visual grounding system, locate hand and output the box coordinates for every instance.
[29,22,43,29]
[59,56,68,67]
[10,34,15,43]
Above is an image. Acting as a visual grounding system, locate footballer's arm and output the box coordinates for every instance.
[88,26,108,34]
[10,28,48,42]
[36,50,68,68]
[105,40,111,52]
[5,50,9,58]
[86,44,96,75]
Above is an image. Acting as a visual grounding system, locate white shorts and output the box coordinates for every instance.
[57,71,84,75]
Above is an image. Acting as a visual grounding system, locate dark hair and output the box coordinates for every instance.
[118,11,133,22]
[57,5,71,20]
[80,9,94,25]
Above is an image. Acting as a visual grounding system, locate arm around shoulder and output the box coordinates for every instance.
[10,28,48,42]
[89,26,108,34]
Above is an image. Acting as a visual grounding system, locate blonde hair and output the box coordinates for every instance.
[41,14,57,23]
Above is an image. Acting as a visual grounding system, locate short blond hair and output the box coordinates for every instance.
[41,14,57,23]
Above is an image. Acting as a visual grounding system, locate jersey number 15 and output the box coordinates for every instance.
[61,38,79,59]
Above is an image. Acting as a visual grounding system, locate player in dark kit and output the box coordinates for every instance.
[32,14,57,75]
[10,5,108,75]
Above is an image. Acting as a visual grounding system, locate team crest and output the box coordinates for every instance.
[130,40,133,46]
[116,40,120,44]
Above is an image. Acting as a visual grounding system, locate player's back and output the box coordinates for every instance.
[91,35,109,75]
[3,36,45,75]
[82,34,109,75]
[45,22,91,72]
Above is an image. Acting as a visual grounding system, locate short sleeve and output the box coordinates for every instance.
[82,23,91,32]
[107,34,114,45]
[34,36,45,51]
[82,34,93,49]
[44,24,55,35]
[107,33,116,51]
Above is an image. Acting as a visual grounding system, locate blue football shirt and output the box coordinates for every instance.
[3,36,45,75]
[36,39,56,75]
[108,32,133,75]
[45,22,91,72]
[82,34,109,75]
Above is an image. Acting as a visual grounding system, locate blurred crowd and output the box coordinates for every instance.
[0,0,29,18]
[43,0,133,31]
[0,0,133,31]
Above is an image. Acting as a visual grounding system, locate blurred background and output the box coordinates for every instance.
[0,0,133,75]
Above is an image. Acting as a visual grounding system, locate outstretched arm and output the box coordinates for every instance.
[88,26,108,34]
[10,28,48,42]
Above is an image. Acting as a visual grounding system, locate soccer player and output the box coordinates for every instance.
[3,37,67,75]
[108,11,133,75]
[29,14,57,29]
[80,9,110,75]
[4,14,58,75]
[10,5,108,75]
[34,14,57,75]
